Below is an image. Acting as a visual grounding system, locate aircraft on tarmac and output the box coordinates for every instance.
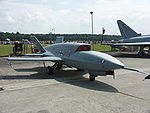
[6,36,150,81]
[103,20,150,56]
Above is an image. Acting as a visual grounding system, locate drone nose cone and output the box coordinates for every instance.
[110,59,124,69]
[102,56,124,70]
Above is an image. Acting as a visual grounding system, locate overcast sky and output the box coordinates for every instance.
[0,0,150,35]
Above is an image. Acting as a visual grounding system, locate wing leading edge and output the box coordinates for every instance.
[6,57,62,61]
[20,53,45,56]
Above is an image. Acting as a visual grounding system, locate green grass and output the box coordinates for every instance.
[91,44,111,51]
[0,44,111,56]
[0,45,14,56]
[0,44,33,56]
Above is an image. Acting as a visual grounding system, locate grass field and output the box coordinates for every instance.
[0,45,14,56]
[0,44,111,56]
[91,44,111,51]
[0,44,32,56]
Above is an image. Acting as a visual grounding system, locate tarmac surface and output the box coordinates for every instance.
[0,52,150,113]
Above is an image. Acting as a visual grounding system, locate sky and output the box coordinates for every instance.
[0,0,150,35]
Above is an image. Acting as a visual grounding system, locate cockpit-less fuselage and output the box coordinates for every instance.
[6,37,150,81]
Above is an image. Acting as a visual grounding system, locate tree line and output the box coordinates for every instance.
[0,32,122,42]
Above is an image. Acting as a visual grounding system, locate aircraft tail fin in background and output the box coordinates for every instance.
[117,20,141,38]
[31,36,46,53]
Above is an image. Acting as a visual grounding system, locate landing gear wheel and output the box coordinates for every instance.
[46,66,54,75]
[138,51,145,56]
[89,75,96,81]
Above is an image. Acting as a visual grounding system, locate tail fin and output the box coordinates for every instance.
[117,20,141,38]
[31,36,46,53]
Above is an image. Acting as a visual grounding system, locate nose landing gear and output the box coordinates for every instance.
[89,75,96,81]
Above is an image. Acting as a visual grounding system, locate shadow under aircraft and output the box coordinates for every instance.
[0,66,146,100]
